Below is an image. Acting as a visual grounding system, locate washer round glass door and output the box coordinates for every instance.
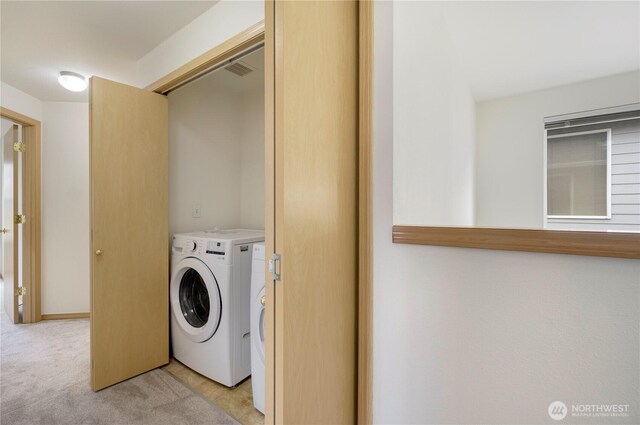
[170,257,222,342]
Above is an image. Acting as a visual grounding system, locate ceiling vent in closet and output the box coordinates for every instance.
[224,61,255,77]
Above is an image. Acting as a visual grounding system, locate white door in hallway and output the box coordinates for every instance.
[2,124,19,323]
[90,76,169,391]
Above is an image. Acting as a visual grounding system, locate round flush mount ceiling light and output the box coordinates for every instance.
[58,71,87,92]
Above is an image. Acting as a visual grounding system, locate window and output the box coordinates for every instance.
[547,129,610,218]
[545,106,640,232]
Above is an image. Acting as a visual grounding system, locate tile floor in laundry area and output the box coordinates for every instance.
[163,359,264,425]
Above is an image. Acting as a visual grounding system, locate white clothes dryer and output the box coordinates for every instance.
[250,242,266,413]
[170,229,264,387]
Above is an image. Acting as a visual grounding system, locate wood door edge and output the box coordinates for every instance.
[264,1,276,424]
[358,1,374,424]
[91,360,169,392]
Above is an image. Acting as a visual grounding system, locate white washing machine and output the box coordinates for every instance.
[170,229,264,387]
[250,242,266,414]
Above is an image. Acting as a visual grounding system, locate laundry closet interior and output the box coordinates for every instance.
[168,47,265,236]
[167,44,267,424]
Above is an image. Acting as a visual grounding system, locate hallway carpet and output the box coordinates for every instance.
[0,314,238,425]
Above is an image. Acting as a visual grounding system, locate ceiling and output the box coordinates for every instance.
[0,1,217,102]
[3,1,636,104]
[438,1,640,101]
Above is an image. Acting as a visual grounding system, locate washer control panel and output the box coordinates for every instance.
[172,232,262,265]
[172,236,206,255]
[206,240,226,256]
[186,239,203,255]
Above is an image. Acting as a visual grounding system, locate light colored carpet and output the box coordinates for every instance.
[0,313,239,425]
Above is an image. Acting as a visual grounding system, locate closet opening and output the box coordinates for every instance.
[164,44,266,425]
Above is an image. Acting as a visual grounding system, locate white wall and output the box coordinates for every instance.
[0,81,43,122]
[239,84,265,230]
[0,93,91,314]
[41,102,89,314]
[373,2,640,424]
[476,72,640,228]
[134,0,264,88]
[393,1,475,226]
[169,78,241,234]
[168,64,264,235]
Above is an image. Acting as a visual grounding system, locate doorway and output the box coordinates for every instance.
[0,107,42,324]
[2,120,23,322]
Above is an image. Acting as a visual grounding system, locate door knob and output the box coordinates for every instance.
[95,250,103,256]
[260,295,266,306]
[0,228,8,234]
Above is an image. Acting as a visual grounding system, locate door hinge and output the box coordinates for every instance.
[269,253,281,281]
[15,287,26,297]
[13,142,25,152]
[14,214,26,224]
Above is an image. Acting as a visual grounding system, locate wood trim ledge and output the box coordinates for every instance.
[393,226,640,259]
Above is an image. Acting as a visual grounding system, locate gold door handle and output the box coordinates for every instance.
[0,228,8,234]
[95,250,103,256]
[260,295,266,306]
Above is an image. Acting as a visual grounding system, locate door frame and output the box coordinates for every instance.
[358,1,373,423]
[0,107,42,324]
[145,3,374,422]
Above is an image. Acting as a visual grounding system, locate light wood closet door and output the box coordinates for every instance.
[2,125,19,323]
[267,1,359,423]
[90,77,169,391]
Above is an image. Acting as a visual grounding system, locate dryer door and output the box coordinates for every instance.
[170,257,222,342]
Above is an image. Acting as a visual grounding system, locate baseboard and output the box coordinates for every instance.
[41,312,90,320]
